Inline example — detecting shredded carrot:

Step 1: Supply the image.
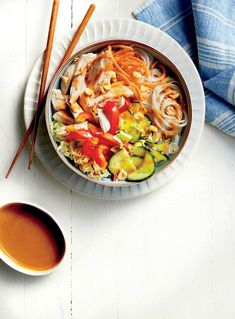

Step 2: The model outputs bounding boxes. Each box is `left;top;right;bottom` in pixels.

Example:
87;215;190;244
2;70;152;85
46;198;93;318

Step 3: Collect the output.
108;46;148;111
113;49;148;77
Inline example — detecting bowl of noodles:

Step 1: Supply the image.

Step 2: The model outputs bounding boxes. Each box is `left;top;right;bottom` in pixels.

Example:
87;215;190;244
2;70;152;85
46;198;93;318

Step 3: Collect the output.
45;40;192;186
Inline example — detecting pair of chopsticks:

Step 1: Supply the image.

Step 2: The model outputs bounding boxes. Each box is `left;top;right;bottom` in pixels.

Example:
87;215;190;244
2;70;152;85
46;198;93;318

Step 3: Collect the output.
5;1;96;178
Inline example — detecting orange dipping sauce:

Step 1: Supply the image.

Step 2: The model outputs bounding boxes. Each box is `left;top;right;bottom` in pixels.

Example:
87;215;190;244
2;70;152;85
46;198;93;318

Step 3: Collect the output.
0;203;65;271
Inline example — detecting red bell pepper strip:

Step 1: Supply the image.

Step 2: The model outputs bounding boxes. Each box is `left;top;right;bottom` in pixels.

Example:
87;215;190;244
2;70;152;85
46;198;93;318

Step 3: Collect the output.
102;147;113;161
65;124;119;169
66;130;93;142
95;132;119;147
77;112;96;124
82;138;98;158
82;141;94;158
88;123;102;134
83;142;112;169
103;101;120;134
93;145;109;169
118;99;130;113
88;123;120;146
66;127;119;147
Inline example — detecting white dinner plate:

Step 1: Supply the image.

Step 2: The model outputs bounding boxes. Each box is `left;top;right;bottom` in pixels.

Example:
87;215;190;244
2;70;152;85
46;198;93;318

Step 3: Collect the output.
24;18;205;200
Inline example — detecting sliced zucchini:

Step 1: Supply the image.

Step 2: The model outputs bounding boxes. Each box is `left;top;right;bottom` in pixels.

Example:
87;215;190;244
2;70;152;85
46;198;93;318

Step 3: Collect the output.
152;140;170;154
130;145;145;157
130;156;143;169
133;141;143;148
116;131;132;143
139;115;150;132
108;149;136;175
119;110;142;143
151;149;168;163
127;151;155;181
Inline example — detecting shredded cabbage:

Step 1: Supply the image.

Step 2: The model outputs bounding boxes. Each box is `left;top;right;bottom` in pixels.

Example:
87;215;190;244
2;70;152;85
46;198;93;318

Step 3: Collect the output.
50;121;66;142
57;141;74;160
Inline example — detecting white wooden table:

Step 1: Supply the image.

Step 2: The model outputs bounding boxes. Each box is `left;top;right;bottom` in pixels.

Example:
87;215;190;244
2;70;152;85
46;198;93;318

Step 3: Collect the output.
1;1;235;318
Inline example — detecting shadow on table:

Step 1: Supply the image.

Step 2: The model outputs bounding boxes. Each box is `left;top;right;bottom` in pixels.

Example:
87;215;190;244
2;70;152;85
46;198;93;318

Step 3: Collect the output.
0;258;46;319
0;258;45;283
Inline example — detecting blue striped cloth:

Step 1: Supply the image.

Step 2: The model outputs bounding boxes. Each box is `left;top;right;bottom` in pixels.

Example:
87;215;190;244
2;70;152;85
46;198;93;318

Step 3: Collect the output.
133;0;235;137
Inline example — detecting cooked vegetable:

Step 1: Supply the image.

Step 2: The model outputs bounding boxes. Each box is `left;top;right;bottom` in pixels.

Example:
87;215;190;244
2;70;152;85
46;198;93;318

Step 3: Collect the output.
130;156;143;168
66;130;93;142
108;149;136;175
77;112;96;124
151;149;168;163
116;131;132;143
139;116;150;132
50;44;187;182
127;151;155;181
103;101;120;134
152;140;170;154
93;145;109;169
118;99;130;113
130;145;145;157
119;110;142;143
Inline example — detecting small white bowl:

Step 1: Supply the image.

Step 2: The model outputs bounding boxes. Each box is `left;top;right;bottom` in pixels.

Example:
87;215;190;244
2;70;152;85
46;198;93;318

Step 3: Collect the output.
0;201;66;276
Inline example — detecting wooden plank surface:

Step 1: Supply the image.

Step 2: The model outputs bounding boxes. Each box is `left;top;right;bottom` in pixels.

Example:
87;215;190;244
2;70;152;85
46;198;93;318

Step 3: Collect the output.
0;0;235;318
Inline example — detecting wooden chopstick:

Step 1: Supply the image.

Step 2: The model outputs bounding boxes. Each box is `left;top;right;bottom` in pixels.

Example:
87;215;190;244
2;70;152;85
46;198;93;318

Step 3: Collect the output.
5;4;96;178
27;0;60;169
5;0;60;178
28;3;96;169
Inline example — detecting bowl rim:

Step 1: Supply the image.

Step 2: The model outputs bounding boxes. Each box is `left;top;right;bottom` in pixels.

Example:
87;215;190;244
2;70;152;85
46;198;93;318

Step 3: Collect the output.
0;201;66;276
45;39;192;187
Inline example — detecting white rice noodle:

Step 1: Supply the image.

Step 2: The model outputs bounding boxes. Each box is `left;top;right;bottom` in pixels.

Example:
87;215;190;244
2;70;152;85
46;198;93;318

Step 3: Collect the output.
151;85;166;110
151;82;187;135
136;48;152;69
147;68;162;82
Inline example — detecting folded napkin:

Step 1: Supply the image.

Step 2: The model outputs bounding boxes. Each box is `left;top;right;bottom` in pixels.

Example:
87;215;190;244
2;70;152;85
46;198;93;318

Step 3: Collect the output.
133;0;235;137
